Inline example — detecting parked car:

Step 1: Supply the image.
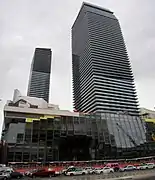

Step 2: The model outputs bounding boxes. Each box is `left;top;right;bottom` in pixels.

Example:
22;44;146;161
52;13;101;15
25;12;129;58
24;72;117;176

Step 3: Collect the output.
0;168;13;173
145;163;155;169
95;167;114;174
29;168;55;178
0;170;12;179
0;175;8;180
0;165;6;168
0;171;10;180
137;163;155;170
137;163;148;170
25;169;37;176
120;165;136;172
106;163;120;172
65;167;88;176
0;169;22;179
51;167;64;176
62;166;75;174
0;177;7;180
84;167;95;174
10;172;23;179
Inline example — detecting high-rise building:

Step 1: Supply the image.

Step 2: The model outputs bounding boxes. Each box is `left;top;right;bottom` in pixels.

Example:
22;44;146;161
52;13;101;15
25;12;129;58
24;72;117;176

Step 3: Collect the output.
27;48;51;102
72;2;139;115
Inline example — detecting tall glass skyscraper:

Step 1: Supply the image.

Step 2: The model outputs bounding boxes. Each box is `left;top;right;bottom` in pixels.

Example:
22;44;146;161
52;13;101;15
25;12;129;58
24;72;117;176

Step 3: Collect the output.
72;2;139;115
27;48;51;102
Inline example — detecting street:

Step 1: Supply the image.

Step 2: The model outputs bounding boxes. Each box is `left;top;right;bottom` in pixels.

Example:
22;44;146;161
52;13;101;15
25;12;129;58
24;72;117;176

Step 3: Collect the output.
22;169;155;180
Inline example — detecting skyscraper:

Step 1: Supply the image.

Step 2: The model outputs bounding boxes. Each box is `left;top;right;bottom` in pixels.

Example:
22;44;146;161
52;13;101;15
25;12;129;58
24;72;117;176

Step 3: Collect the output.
72;2;139;115
27;48;51;102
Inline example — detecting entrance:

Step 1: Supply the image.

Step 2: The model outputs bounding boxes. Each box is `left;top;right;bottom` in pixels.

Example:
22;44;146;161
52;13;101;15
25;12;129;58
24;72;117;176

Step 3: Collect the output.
59;135;92;161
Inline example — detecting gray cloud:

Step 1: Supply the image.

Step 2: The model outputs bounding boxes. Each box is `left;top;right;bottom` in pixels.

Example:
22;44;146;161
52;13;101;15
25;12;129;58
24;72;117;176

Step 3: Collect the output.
0;0;155;131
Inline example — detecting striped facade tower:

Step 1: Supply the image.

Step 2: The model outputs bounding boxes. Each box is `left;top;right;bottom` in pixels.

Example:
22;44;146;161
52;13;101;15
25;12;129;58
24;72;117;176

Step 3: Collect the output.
27;48;51;102
72;2;139;115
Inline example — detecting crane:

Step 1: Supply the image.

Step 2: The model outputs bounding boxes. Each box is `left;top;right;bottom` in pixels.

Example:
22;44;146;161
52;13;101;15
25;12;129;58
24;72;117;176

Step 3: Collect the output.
116;123;137;147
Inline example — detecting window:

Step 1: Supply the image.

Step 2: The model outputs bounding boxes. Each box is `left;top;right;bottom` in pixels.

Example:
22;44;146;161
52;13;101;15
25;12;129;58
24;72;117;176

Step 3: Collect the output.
8;152;14;162
31;151;37;161
40;120;47;130
17;133;24;143
23;152;30;162
48;119;54;128
39;130;46;141
74;117;79;124
80;117;85;124
30;104;38;108
32;130;39;143
15;152;22;161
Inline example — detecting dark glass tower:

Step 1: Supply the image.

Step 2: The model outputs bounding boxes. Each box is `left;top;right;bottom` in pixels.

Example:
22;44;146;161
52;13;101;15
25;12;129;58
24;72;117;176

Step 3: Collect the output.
72;2;139;115
27;48;51;102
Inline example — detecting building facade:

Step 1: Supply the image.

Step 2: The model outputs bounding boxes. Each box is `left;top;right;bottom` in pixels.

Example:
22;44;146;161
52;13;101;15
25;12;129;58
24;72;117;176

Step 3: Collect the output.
72;2;139;115
0;140;8;164
140;108;155;146
27;48;51;102
1;95;151;162
140;108;155;119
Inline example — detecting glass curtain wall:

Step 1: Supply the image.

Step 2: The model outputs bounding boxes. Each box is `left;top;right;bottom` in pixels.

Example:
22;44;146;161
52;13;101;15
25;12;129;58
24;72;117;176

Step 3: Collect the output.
6;113;151;162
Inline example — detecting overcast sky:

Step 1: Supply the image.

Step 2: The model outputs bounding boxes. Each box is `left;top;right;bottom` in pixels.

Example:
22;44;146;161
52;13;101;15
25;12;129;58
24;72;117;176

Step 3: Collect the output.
0;0;155;130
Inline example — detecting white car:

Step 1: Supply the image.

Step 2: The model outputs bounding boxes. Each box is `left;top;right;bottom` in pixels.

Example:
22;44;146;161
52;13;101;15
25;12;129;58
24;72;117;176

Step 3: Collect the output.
146;163;155;169
62;166;75;174
137;163;155;170
25;169;37;176
0;173;9;180
0;167;13;172
84;167;95;174
120;165;136;172
95;167;114;174
0;170;11;179
65;167;88;176
137;164;148;170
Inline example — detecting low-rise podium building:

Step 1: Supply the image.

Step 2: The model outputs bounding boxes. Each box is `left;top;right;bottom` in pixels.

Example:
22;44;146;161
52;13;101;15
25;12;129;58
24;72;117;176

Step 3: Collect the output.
1;91;151;162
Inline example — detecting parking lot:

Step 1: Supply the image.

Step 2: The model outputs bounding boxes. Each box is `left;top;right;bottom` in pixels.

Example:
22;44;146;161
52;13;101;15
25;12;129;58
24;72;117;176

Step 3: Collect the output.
22;169;155;180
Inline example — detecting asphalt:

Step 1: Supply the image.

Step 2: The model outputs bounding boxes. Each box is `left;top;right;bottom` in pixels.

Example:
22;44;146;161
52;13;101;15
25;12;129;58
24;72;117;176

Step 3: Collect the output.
23;169;155;180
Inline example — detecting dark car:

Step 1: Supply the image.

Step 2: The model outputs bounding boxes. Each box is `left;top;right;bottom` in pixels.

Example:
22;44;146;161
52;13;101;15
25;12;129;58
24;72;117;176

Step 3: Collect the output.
10;172;23;179
30;168;55;178
0;176;8;180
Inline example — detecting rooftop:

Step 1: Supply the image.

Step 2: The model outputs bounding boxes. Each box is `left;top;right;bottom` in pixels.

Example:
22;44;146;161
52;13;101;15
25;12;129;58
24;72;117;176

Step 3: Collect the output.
140;108;155;115
5;89;79;117
72;2;113;29
4;105;79;117
35;48;51;51
82;2;113;14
